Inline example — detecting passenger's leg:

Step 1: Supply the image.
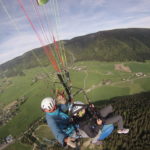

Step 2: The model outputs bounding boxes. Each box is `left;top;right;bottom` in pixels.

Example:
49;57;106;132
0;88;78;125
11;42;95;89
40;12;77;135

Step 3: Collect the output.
104;115;129;134
104;115;123;130
71;129;89;139
91;130;102;144
99;105;114;118
78;129;89;138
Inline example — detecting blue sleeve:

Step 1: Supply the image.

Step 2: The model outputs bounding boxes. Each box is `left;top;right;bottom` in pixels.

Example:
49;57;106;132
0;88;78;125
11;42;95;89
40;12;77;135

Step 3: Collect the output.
59;104;70;112
46;115;67;145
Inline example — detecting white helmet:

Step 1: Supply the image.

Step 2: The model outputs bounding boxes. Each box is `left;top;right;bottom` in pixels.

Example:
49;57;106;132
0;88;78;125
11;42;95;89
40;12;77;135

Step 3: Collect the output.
41;97;56;111
69;101;85;116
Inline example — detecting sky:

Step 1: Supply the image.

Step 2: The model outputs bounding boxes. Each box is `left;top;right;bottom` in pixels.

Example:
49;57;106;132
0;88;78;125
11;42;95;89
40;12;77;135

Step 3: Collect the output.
0;0;150;65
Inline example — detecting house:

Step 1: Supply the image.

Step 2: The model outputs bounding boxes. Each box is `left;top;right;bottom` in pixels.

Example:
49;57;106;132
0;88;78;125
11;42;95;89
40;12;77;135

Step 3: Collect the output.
5;135;13;143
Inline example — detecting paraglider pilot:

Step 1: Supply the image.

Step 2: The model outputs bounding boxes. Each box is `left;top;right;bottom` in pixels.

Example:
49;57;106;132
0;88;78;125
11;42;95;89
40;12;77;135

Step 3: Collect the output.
41;97;88;148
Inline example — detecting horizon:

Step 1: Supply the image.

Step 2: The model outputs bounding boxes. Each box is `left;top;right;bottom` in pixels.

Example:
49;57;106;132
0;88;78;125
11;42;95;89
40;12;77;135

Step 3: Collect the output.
0;0;150;64
0;27;150;66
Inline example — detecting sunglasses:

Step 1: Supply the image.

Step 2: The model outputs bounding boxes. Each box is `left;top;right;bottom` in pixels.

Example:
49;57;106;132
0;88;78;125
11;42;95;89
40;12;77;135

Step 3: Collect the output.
77;110;85;117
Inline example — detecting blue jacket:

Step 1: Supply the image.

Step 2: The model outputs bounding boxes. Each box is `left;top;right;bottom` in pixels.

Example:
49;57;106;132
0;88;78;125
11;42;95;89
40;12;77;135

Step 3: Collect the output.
46;104;75;145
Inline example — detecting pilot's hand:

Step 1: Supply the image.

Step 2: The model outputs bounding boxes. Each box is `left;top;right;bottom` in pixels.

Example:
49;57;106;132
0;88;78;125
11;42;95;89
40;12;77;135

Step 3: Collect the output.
64;137;76;148
97;119;103;125
89;103;95;108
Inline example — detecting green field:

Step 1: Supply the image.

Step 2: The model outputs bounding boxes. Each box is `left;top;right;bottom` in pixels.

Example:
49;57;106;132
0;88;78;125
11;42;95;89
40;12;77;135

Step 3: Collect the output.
3;142;32;150
0;61;150;148
34;125;55;141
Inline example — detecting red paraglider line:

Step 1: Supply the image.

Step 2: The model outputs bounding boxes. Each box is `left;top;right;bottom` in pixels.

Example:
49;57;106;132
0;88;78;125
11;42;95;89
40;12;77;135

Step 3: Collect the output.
17;0;61;73
31;0;62;69
33;1;63;68
52;35;64;67
31;0;50;43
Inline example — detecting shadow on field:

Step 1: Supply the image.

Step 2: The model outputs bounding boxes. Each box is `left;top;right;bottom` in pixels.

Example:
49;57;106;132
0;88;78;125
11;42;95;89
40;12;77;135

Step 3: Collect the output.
92;91;150;150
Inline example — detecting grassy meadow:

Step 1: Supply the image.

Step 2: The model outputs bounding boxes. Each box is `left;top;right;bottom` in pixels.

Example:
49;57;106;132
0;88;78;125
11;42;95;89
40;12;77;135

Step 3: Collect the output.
3;142;32;150
0;61;150;149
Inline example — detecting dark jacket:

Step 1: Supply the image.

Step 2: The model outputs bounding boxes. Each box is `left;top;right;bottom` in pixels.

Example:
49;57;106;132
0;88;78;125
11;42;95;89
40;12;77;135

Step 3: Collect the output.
73;108;102;138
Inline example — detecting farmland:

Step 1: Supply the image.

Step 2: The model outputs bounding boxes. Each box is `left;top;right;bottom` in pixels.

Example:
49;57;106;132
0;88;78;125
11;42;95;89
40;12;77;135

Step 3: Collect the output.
0;61;150;149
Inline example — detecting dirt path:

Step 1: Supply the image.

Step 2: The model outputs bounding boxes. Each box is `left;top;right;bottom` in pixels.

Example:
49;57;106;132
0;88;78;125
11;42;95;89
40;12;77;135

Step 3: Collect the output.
85;82;103;93
85;75;150;93
0;141;15;150
3;101;17;111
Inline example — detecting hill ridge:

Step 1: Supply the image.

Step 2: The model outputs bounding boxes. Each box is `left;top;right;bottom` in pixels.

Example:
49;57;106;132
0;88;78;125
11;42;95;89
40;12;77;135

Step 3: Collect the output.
1;28;150;77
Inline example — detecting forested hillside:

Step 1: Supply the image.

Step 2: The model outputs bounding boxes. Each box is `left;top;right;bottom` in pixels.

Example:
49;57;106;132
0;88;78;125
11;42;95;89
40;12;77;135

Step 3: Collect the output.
66;28;150;62
1;28;150;77
95;92;150;150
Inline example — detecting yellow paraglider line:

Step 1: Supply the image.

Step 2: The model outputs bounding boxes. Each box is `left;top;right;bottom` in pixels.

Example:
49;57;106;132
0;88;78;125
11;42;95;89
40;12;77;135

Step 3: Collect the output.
31;0;57;70
38;1;63;71
54;0;68;67
49;0;68;67
31;0;66;72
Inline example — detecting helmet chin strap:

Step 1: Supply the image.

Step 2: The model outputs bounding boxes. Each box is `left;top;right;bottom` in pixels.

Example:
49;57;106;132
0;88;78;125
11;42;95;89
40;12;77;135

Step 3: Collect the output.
48;105;57;112
42;105;57;113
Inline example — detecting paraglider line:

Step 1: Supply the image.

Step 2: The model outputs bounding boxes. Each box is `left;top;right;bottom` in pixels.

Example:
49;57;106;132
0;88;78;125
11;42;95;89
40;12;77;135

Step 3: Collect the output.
17;0;61;73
